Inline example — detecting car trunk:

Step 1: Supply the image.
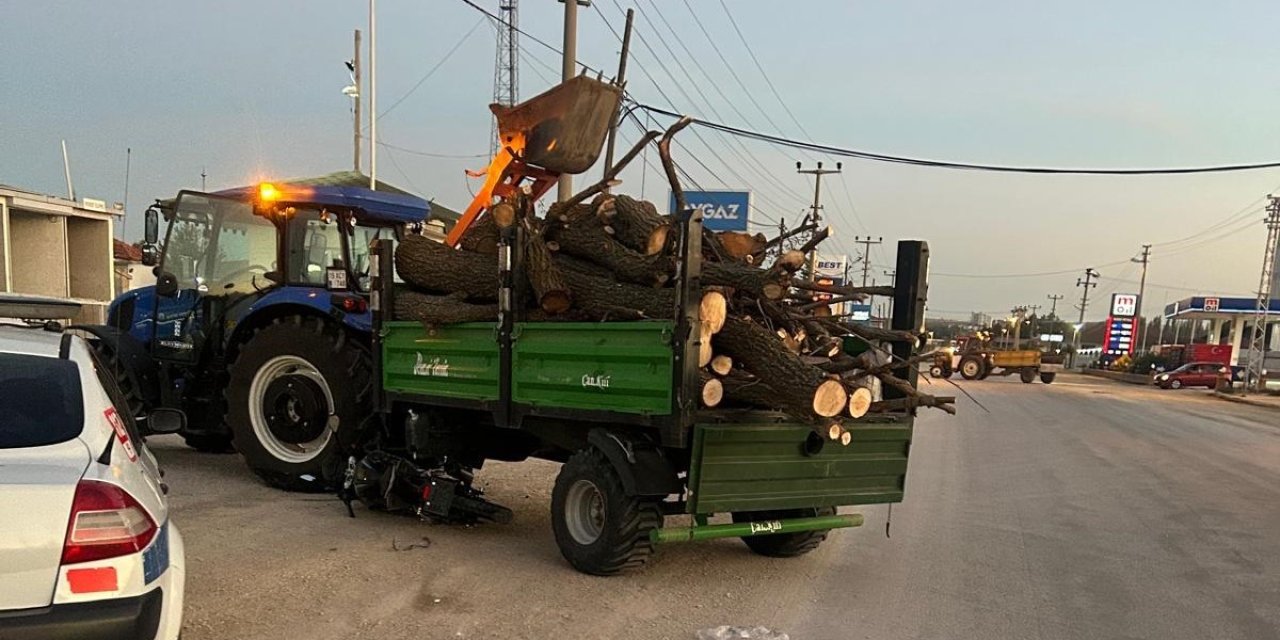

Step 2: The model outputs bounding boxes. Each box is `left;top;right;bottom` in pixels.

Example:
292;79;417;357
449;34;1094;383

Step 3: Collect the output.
0;439;90;610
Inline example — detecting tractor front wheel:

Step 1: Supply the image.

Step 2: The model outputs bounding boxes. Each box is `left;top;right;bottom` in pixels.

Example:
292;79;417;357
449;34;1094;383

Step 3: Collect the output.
226;316;370;492
1020;369;1036;384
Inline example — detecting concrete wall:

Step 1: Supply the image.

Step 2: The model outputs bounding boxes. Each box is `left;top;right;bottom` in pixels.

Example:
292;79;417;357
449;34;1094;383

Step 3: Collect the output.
66;216;113;300
0;201;8;291
8;210;68;298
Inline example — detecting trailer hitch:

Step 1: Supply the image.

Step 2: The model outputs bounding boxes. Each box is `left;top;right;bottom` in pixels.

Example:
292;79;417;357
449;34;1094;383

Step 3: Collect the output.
340;451;513;525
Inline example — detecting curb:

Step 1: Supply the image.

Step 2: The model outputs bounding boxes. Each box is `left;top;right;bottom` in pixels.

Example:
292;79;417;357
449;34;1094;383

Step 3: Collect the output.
1079;369;1154;386
1213;391;1280;411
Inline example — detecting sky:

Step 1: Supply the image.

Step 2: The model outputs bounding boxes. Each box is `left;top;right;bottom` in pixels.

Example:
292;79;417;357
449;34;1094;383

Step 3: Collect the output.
5;0;1280;320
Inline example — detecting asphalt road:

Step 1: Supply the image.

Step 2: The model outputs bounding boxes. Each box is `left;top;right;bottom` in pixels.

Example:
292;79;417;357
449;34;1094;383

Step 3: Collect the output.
153;373;1280;640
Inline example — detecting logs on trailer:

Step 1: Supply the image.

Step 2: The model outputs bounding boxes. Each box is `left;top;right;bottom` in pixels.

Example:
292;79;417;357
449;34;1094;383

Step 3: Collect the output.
392;183;949;426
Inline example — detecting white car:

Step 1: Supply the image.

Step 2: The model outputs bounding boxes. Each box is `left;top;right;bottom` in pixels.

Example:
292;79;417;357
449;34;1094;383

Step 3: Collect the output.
0;324;186;639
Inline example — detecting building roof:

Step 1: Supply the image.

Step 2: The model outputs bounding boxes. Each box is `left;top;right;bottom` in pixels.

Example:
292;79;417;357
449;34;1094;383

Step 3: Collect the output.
113;238;142;262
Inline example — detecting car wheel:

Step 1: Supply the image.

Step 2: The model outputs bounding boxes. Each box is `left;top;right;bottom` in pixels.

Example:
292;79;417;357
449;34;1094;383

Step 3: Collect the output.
1170;379;1183;389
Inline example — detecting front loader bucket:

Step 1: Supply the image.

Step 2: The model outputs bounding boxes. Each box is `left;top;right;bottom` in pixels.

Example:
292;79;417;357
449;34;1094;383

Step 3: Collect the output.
491;75;623;175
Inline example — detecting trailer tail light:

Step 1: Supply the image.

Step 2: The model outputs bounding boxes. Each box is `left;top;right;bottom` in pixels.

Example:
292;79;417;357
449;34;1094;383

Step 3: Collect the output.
61;480;158;565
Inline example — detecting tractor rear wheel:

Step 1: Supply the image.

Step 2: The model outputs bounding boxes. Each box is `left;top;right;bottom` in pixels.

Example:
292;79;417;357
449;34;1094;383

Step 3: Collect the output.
959;356;985;380
1020;369;1036;384
732;507;837;558
226;316;371;492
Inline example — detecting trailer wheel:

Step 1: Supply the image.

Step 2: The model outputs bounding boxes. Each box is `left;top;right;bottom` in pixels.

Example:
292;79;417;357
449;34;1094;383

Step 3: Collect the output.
1020;369;1036;384
732;507;837;558
226;316;370;492
959;356;985;380
1040;372;1057;384
551;448;662;576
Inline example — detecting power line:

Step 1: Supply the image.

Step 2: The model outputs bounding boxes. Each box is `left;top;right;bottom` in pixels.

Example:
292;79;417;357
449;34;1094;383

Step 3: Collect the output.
634;104;1280;175
376;140;488;159
376;16;487;123
715;0;816;153
456;0;602;75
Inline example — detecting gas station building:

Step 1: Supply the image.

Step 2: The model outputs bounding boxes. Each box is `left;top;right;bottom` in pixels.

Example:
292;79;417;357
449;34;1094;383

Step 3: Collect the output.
1162;296;1280;365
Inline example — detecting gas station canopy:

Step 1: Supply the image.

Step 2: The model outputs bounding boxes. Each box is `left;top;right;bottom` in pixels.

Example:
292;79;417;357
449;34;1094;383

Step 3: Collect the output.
1163;296;1280;321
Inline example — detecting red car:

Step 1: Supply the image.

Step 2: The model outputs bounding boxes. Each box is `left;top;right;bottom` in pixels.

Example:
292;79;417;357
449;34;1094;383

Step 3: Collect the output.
1154;362;1224;389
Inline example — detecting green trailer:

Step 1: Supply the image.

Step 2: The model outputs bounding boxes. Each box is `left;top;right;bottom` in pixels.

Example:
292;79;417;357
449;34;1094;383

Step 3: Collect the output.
363;222;930;575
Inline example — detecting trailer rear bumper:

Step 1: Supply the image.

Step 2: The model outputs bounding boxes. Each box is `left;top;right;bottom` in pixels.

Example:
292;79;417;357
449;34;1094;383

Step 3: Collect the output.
650;513;863;544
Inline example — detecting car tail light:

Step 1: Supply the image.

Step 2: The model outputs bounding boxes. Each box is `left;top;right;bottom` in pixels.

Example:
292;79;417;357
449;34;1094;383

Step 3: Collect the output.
61;480;158;565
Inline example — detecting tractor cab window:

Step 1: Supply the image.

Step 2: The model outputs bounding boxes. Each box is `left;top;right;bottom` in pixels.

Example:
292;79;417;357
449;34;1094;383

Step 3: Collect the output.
350;224;396;290
287;209;347;287
162;193;278;293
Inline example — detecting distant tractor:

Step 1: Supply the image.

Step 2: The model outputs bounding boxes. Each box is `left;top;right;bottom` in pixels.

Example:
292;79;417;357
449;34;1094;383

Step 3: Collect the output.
930;333;1063;384
73;183;431;491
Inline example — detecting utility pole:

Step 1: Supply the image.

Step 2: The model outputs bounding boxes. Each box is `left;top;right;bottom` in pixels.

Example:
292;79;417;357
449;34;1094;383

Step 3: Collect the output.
368;0;378;189
1072;268;1099;367
1244;196;1280;393
558;0;588;201
796;161;842;281
491;1;519;156
352;29;362;173
853;235;883;286
601;8;633;175
1132;244;1151;352
1047;294;1064;320
1028;303;1041;340
200;168;207;191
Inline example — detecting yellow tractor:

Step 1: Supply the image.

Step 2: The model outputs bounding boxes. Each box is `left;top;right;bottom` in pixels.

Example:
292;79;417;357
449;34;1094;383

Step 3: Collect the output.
930;333;1062;384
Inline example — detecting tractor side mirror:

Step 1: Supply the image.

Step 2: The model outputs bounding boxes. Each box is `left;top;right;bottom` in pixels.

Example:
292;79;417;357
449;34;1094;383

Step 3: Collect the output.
155;272;180;297
141;208;160;266
144;408;186;435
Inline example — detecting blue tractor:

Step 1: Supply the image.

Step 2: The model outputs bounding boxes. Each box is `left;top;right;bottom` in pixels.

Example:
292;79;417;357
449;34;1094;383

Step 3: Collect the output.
77;181;430;491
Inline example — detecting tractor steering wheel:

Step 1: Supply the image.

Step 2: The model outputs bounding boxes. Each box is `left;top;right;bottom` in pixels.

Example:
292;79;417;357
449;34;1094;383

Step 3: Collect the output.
220;264;271;288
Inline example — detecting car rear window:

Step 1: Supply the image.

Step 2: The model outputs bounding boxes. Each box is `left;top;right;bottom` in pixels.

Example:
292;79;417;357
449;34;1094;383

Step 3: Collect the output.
0;353;84;448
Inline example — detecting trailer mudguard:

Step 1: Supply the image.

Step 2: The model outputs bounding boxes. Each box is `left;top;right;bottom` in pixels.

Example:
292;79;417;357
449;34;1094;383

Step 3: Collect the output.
587;429;681;498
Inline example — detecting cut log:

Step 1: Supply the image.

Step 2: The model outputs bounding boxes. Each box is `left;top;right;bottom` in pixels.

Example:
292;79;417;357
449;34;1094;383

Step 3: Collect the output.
713;316;848;419
698;322;714;368
702;261;790;300
393;290;498;324
827;423;844;441
609;195;668;254
395;235;500;300
774;249;807;273
559;266;675;319
840;431;853;446
646;224;672;256
699;371;724;408
546;211;674;287
720;370;780;409
490;202;517;228
521;218;572;314
846;383;873;419
709;354;733;376
717;231;767;261
700;290;728;334
457;214;500;255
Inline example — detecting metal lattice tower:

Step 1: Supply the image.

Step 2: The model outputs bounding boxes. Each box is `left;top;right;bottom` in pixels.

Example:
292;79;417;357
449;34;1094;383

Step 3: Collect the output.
1245;196;1280;391
490;0;519;155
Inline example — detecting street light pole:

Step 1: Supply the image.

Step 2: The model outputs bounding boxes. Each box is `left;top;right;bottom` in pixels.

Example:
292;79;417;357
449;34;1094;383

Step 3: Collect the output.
557;0;584;201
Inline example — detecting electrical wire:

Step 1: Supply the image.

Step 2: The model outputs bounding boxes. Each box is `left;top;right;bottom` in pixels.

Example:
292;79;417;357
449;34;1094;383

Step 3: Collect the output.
635;104;1280;175
633;0;812;205
375;16;487;123
376;140;488;159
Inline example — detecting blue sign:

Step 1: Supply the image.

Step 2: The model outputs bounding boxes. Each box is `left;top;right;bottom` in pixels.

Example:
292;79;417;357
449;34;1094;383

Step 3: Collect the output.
670;190;751;231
